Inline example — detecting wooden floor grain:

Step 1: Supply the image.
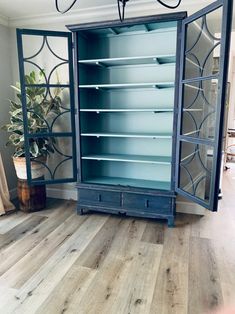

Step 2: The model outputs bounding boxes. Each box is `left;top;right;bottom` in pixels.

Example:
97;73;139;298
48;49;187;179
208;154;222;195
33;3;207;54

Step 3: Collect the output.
0;167;235;314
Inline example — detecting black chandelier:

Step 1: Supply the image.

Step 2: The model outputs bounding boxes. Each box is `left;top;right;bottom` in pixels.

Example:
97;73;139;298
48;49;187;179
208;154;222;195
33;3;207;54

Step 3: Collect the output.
55;0;182;21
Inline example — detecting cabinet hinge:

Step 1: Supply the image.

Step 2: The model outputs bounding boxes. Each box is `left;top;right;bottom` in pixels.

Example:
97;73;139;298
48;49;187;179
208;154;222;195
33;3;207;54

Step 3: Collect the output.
72;42;75;49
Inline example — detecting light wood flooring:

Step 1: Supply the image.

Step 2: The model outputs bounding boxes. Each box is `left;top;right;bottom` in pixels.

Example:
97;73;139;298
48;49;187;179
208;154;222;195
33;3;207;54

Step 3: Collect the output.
0;167;235;314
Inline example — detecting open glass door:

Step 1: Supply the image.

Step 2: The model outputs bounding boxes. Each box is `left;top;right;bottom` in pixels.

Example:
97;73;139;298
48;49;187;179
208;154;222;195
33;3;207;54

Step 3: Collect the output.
175;0;233;210
17;29;77;185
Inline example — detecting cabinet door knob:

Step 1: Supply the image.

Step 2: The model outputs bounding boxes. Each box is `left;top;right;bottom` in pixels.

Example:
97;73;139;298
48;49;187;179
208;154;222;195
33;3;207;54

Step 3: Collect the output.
145;199;149;208
98;194;102;202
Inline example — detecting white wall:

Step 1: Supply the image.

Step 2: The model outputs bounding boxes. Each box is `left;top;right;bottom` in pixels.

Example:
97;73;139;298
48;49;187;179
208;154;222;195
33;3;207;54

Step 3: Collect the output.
0;24;17;193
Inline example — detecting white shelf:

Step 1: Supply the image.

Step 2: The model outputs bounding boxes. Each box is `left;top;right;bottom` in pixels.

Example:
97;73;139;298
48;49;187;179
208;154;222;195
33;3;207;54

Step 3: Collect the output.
81;132;172;139
79;54;176;67
83;176;171;190
82;154;172;164
80;108;201;113
80;108;174;113
79;82;174;90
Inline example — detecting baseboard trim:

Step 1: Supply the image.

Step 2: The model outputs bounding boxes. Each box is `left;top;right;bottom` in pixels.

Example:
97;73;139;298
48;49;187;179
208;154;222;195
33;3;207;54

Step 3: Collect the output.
176;201;206;215
47;187;77;201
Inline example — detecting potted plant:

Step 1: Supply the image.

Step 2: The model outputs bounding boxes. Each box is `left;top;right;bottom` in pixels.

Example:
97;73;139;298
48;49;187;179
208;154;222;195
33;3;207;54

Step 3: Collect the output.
2;70;62;211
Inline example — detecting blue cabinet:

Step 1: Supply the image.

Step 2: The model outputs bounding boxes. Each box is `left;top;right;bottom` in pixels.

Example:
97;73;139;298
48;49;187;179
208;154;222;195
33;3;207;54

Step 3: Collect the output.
16;0;232;226
72;15;180;227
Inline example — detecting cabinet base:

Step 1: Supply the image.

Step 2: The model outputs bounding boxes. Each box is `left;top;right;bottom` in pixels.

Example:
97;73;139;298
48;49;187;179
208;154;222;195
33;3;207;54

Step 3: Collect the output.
77;204;174;226
77;187;175;227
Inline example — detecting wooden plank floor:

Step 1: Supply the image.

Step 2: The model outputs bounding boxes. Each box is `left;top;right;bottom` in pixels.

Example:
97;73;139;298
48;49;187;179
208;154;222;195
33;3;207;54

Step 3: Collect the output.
0;167;235;314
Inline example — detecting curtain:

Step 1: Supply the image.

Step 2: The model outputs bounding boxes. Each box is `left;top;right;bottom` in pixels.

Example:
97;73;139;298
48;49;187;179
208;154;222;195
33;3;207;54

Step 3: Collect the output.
0;154;15;216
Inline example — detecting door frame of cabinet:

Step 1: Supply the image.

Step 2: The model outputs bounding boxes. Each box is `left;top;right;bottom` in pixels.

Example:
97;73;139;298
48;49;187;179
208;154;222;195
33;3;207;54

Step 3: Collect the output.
175;0;233;211
16;29;77;185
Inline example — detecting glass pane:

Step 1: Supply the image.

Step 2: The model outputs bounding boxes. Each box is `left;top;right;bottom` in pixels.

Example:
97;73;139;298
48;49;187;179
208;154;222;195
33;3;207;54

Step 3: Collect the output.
184;7;223;79
179;141;213;203
22;35;70;85
23;87;72;134
176;1;231;211
17;30;76;185
181;79;218;140
30;137;74;181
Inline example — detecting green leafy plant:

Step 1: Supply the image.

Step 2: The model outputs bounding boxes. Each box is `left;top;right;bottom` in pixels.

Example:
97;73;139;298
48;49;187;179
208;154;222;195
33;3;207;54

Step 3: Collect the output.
2;71;62;158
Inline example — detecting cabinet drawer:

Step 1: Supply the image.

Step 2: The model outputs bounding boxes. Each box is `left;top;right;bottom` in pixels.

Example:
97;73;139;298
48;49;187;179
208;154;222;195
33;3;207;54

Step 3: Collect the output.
79;189;121;207
123;193;172;214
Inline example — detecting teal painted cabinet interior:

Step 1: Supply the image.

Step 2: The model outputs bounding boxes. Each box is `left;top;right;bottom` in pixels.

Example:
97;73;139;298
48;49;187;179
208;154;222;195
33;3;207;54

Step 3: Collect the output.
78;21;177;189
71;17;180;227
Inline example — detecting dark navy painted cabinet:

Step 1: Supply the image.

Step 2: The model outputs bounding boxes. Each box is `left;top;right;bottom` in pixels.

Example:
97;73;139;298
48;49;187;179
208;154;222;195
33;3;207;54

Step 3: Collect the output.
17;0;233;226
78;187;174;224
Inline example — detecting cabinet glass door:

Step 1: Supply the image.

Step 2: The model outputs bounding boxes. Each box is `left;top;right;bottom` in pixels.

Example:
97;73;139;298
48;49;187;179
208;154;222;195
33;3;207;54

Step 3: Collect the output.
175;0;232;210
17;29;77;185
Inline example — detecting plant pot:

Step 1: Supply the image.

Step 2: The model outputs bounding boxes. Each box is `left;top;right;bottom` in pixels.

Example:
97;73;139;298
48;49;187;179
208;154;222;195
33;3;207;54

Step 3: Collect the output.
13;156;47;212
12;156;46;180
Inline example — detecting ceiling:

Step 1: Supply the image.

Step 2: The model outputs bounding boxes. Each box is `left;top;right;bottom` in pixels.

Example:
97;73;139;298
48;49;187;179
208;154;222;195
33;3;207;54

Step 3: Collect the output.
0;0;234;29
0;0;214;19
0;0;115;18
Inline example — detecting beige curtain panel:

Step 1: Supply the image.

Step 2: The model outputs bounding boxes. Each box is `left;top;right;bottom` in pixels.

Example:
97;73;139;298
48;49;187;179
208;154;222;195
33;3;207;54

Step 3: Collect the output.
0;153;15;215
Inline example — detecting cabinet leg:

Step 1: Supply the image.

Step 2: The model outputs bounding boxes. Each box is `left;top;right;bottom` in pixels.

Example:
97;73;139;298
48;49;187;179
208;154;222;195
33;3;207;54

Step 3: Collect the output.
77;206;84;216
167;217;174;228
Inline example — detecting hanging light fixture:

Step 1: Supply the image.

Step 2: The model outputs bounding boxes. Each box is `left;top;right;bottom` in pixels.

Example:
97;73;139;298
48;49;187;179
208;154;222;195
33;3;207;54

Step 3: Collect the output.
117;0;182;21
55;0;78;13
117;0;129;22
55;0;182;21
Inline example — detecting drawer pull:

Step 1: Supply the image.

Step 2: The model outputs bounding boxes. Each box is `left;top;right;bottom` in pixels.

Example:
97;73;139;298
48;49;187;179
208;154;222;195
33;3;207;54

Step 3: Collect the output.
145;199;149;208
98;194;102;202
